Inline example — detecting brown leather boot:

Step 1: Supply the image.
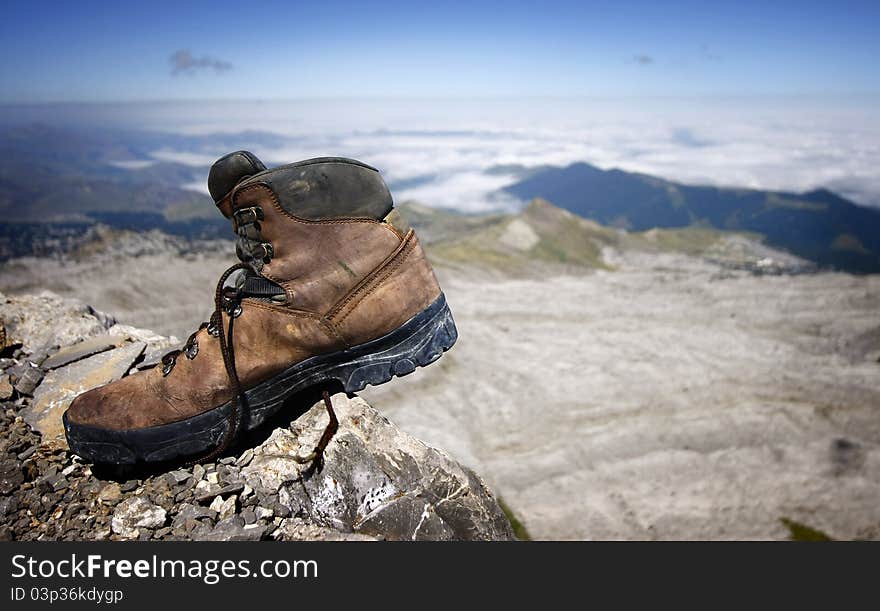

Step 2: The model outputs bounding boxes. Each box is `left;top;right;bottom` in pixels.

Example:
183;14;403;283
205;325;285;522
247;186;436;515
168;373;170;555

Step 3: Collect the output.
63;153;457;464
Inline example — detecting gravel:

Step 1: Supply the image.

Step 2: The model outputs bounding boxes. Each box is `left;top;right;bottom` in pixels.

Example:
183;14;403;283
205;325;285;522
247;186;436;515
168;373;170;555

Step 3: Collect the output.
0;400;326;541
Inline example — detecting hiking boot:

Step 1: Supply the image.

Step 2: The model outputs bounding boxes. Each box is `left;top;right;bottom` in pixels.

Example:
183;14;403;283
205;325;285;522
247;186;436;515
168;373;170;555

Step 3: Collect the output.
63;153;457;464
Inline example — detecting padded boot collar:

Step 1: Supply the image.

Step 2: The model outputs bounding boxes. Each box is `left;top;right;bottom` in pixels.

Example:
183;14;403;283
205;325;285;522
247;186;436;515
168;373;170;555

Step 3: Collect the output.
235;156;393;221
209;150;267;218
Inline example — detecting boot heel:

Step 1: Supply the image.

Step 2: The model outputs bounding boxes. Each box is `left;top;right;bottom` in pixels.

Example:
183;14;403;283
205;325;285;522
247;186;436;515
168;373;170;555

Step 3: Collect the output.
337;296;458;393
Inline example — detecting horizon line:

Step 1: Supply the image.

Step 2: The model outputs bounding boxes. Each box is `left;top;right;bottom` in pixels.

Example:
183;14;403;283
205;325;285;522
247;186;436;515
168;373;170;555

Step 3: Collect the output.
2;92;880;106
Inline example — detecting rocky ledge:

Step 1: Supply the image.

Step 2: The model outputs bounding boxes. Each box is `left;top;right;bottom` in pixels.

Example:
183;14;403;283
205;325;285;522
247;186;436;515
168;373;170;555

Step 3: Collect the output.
0;291;514;541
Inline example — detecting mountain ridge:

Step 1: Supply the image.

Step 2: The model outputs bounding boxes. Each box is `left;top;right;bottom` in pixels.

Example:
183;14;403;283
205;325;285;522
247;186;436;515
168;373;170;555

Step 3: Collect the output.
397;198;808;276
1;124;877;272
503;161;880;272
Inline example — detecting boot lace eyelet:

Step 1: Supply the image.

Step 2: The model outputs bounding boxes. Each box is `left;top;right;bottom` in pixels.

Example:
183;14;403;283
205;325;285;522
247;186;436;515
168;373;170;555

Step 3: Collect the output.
161;355;176;376
232;206;264;231
260;242;274;263
184;340;199;360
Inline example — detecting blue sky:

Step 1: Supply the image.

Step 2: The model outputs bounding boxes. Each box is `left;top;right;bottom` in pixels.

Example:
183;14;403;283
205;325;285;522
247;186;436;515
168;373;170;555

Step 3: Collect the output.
1;0;878;102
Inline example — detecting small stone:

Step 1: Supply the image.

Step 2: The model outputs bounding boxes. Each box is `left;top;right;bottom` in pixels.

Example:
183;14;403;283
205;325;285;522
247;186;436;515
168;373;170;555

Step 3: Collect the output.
11;363;43;396
197;516;265;542
209;495;237;520
155;527;173;539
235;449;254;467
241;507;257;525
171;503;217;531
0;375;13;400
97;483;123;505
206;472;219;485
168;469;191;484
111;497;166;539
135;351;163;371
242;495;259;508
194;483;243;504
107;325;176;356
0;525;14;541
16;446;36;461
218;456;236;465
0;496;18;516
192;464;206;481
92;528;111;540
216;464;240;485
47;473;68;491
28;346;52;367
64;501;84;516
255;506;274;521
119;480;139;493
0;459;25;495
41;336;124;370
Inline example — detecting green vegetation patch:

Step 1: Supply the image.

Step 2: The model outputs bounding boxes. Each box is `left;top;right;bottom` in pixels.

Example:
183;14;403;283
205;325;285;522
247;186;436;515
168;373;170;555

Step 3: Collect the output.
498;497;532;541
780;517;834;541
636;226;725;255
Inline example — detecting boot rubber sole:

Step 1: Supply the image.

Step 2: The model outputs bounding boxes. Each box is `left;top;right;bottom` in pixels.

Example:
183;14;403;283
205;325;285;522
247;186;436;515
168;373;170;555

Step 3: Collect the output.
63;293;457;465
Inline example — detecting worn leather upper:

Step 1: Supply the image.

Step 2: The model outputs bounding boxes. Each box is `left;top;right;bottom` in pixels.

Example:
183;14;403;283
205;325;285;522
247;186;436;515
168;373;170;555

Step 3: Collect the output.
66;303;342;430
66;153;441;431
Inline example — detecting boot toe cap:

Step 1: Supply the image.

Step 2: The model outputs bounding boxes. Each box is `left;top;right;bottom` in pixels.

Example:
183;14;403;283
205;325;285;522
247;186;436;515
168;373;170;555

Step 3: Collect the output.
65;386;113;429
65;374;150;431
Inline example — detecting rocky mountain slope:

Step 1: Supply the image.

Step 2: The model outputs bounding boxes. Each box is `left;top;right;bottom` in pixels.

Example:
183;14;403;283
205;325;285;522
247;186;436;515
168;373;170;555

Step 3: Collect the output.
505;162;880;273
401;198;812;276
0;200;811;341
0;200;877;540
0;291;514;541
364;250;880;540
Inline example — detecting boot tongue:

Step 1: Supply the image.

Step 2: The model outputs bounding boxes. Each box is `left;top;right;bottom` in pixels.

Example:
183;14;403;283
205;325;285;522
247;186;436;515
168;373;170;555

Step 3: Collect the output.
208;150;266;206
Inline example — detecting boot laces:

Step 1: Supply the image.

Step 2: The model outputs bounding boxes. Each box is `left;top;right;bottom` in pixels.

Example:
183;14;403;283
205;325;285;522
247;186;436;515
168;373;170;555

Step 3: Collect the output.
159;262;338;470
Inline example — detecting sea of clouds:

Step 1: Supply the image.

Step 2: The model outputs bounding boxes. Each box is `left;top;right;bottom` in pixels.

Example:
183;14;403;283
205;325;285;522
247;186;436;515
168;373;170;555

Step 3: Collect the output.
35;97;880;211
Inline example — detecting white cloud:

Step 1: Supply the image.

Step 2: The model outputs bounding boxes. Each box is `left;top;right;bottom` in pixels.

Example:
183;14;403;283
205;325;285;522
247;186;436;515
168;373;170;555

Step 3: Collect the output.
107;159;157;170
146;97;880;211
393;170;523;213
149;148;218;166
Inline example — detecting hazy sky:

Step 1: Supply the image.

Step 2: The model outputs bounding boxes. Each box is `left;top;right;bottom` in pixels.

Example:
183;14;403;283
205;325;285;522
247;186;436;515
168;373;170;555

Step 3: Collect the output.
2;1;878;102
2;2;878;209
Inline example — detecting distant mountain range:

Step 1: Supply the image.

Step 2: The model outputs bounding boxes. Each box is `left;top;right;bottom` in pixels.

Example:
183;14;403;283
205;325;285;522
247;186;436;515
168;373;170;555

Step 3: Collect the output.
1;124;879;273
0;125;282;258
503;162;880;273
0;124;284;223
